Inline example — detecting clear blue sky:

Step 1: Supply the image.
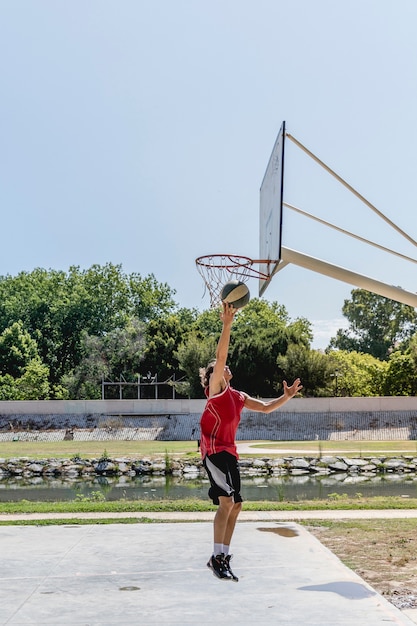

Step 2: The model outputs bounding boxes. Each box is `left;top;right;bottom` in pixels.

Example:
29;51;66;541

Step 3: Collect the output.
1;1;417;349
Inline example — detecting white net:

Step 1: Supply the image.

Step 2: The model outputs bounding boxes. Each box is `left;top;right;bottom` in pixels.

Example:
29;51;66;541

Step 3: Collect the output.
196;254;262;308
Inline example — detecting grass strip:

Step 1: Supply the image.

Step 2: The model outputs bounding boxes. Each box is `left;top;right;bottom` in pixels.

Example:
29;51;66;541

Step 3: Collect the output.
2;439;417;459
1;495;417;516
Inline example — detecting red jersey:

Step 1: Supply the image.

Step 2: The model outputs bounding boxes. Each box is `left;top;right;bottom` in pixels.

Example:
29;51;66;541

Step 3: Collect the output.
199;385;246;459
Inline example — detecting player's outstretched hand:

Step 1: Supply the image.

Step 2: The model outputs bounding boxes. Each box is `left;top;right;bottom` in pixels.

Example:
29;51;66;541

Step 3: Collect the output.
283;378;303;398
220;301;237;324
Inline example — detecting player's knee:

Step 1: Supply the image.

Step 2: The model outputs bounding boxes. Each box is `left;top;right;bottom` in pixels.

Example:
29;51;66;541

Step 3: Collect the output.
218;495;234;512
233;501;242;514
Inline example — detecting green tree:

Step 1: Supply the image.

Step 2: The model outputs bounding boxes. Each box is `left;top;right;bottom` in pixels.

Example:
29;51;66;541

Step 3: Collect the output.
0;322;52;399
0;264;177;390
16;358;51;400
277;344;332;397
193;307;223;338
140;310;198;383
175;307;227;398
62;318;147;399
382;350;417;396
175;332;218;398
326;350;388;397
329;289;417;359
0;374;20;400
0;321;39;377
229;300;311;396
408;332;417;365
176;299;312;398
128;273;177;321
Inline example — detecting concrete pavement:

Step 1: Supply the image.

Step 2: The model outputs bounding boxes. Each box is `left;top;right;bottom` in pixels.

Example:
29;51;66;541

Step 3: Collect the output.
0;520;416;625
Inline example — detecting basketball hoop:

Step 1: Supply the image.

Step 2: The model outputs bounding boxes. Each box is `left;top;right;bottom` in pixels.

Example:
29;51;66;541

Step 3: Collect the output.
195;254;274;308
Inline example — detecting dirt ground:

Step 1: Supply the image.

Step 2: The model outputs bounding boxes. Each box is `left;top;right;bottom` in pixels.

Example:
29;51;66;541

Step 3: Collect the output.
307;519;417;610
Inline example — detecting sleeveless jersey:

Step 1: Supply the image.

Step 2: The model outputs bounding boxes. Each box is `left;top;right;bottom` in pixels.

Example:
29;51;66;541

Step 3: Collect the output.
199;385;246;459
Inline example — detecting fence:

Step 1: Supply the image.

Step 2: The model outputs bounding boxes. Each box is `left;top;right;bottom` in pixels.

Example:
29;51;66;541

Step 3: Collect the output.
101;374;188;400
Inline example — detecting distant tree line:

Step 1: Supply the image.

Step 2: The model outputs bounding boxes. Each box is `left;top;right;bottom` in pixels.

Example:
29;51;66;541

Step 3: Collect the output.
0;263;416;400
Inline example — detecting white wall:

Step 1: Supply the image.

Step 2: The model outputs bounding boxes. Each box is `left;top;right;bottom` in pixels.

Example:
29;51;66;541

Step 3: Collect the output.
0;396;416;415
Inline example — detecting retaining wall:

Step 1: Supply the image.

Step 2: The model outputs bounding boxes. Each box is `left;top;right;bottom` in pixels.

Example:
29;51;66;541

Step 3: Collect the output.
0;397;416;442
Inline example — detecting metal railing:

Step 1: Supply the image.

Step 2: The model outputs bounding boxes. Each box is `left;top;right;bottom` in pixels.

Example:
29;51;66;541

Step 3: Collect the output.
101;373;187;400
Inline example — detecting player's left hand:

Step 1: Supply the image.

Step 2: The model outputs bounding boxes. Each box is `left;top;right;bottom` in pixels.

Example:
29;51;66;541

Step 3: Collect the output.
283;378;303;398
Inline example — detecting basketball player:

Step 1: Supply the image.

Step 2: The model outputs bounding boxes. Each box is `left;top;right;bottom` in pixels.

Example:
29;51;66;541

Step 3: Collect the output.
199;301;302;581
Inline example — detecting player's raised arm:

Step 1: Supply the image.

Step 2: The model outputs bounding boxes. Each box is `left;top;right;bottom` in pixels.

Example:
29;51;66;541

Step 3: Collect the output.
209;302;236;395
243;378;302;413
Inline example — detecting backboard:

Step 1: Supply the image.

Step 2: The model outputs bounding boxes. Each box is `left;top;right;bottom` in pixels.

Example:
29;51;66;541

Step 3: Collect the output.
258;125;417;309
196;122;417;311
259;121;286;296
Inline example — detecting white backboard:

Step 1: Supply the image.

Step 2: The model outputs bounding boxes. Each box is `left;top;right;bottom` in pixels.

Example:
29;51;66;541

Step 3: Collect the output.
259;121;286;296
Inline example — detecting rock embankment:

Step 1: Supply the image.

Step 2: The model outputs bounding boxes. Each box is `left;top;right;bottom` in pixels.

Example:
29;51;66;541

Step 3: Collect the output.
1;455;417;479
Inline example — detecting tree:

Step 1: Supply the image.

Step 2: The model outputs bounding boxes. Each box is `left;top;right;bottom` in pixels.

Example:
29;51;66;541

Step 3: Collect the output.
0;264;178;390
408;333;417;365
62;318;147;399
175;333;218;398
329;289;417;359
0;374;20;400
0;322;52;400
176;299;312;398
15;358;51;400
128;273;177;321
140;310;198;382
277;345;332;397
326;350;388;397
0;321;39;377
380;332;417;396
382;351;417;396
228;300;311;396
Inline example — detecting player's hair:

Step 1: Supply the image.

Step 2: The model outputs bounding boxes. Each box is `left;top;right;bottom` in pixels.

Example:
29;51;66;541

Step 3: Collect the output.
199;361;216;388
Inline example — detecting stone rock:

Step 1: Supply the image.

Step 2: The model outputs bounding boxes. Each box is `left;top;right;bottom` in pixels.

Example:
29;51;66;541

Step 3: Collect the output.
320;456;338;464
341;458;370;467
267;458;287;467
384;459;406;469
151;462;166;472
27;463;44;474
361;464;377;472
289;458;310;469
329;461;349;472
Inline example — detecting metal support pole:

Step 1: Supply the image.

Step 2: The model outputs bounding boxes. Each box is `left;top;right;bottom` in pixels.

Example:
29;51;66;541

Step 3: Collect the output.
286;133;417;248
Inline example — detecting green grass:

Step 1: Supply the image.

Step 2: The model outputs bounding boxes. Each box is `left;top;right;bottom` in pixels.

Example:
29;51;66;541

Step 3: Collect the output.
0;495;416;517
247;440;417;455
0;440;201;460
1;439;417;460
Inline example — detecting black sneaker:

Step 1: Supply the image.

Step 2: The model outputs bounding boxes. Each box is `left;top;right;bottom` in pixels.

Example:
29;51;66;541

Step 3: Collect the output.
207;553;232;580
224;554;239;582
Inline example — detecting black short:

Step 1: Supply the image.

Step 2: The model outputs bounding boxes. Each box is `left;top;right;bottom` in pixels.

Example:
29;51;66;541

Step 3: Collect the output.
203;451;243;505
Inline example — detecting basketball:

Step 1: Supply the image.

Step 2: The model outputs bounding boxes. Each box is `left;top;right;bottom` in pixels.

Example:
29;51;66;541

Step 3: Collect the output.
220;280;250;309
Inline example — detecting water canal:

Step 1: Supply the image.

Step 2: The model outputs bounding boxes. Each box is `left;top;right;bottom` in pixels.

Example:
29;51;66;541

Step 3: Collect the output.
1;473;417;503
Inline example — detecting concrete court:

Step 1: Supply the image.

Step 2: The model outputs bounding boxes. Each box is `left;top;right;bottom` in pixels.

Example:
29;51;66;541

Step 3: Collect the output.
0;521;415;626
